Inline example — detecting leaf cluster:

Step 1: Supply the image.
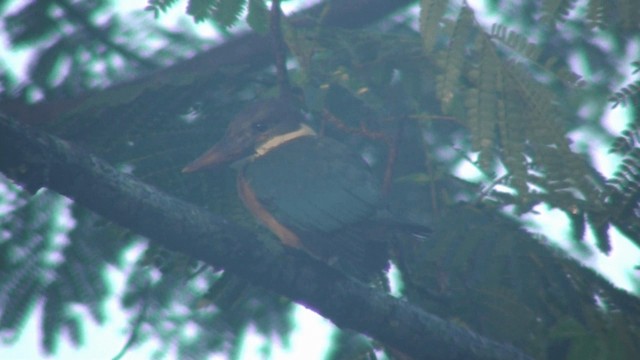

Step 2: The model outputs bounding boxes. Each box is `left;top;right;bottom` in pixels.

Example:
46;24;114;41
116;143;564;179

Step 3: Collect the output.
0;190;119;353
147;0;269;33
1;0;640;359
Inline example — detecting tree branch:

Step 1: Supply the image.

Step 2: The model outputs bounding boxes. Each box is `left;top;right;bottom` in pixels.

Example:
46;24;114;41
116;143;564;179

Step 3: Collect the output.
0;115;531;360
54;0;159;69
4;0;418;125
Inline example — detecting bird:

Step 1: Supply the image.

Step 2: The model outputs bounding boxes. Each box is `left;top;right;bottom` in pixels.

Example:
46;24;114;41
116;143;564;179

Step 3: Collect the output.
183;98;401;280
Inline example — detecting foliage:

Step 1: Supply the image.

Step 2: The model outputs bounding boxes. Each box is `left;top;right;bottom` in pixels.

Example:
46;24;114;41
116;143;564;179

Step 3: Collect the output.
147;0;269;33
1;0;640;359
0;190;116;353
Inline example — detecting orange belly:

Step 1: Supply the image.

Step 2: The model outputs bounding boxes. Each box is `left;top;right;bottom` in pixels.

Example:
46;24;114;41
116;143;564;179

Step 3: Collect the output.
236;175;302;248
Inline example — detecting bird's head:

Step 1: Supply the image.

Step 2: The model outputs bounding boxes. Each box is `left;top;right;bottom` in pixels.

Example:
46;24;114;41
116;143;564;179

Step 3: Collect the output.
182;99;316;173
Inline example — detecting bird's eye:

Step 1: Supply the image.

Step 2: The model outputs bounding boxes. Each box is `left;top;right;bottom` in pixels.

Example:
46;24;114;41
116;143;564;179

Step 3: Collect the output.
252;122;267;132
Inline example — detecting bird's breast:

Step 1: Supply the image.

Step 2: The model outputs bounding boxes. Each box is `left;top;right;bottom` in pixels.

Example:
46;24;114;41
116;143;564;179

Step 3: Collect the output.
239;136;381;236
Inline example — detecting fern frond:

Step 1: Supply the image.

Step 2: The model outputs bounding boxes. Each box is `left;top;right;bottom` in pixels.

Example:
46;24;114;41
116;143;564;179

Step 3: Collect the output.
419;0;449;53
436;6;474;113
465;87;482;150
611;122;640;154
0;277;41;331
541;0;578;25
569;210;586;241
553;63;586;87
187;0;214;23
491;24;542;62
491;24;583;87
146;0;182;18
246;0;268;34
609;79;640;108
588;211;612;253
213;0;247;29
586;0;606;28
603;141;640;251
608;145;640;195
506;60;602;212
65;316;83;346
42;287;64;354
475;36;502;173
186;0;247;27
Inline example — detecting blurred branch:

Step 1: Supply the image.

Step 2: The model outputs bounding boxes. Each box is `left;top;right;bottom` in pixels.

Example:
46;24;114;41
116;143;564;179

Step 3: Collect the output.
0;115;531;360
53;0;159;69
4;0;418;125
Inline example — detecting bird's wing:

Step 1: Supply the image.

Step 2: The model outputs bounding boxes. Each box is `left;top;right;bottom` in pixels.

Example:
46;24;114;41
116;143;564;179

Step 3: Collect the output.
242;136;381;234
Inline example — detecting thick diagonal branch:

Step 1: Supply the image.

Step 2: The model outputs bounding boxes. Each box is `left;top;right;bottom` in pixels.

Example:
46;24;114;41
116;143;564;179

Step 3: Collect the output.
0;115;531;360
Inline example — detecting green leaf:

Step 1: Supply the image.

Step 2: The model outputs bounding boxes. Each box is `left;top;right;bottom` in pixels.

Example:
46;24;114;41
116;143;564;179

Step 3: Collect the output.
187;0;213;23
419;0;448;53
213;0;247;29
146;0;182;18
247;0;269;34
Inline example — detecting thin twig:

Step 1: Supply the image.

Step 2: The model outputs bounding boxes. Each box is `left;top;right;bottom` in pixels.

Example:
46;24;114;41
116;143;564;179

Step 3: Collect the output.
322;109;390;142
322;109;400;196
270;0;291;97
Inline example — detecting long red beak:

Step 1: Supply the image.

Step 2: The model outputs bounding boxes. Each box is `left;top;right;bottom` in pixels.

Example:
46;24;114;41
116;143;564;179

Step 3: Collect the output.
182;138;248;173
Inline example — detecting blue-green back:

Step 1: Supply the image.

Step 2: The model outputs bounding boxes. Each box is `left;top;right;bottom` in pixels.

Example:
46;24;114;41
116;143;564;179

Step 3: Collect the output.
242;136;381;234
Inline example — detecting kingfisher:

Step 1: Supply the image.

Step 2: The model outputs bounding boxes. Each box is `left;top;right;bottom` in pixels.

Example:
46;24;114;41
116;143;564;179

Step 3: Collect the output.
182;98;392;279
